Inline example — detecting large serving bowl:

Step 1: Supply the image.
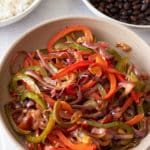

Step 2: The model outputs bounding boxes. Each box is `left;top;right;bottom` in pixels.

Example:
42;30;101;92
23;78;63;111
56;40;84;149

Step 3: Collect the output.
0;16;150;150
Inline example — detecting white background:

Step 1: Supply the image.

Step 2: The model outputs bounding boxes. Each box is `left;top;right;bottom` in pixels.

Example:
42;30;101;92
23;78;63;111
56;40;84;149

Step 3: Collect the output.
0;0;150;149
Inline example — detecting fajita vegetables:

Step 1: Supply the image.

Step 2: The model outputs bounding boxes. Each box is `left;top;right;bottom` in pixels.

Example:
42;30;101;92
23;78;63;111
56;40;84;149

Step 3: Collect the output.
5;25;150;150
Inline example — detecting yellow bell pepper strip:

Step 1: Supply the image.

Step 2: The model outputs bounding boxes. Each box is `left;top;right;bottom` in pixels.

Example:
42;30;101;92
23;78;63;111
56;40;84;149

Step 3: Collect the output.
85;120;133;134
53;101;78;128
126;113;144;126
48;25;93;51
21;66;48;77
4;104;31;135
88;63;102;77
95;53;108;68
55;130;97;150
52;60;91;80
9;73;41;95
20;91;47;109
102;73;117;100
25;114;55;143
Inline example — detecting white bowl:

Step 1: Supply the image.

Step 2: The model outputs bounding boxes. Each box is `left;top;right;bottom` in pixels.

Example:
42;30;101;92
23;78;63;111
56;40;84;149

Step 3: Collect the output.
0;16;150;150
82;0;150;28
0;0;41;27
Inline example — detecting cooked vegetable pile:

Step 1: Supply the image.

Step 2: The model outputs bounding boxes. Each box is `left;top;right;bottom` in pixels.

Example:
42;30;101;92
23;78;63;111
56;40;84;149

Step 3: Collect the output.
5;25;150;150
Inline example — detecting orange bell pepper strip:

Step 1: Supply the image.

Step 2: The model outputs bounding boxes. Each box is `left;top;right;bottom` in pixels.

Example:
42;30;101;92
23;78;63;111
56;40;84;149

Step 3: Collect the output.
48;25;93;51
43;93;55;106
96;53;108;68
43;93;74;114
44;147;71;150
126;113;144;126
121;97;133;115
102;73;117;100
55;130;96;150
52;60;91;80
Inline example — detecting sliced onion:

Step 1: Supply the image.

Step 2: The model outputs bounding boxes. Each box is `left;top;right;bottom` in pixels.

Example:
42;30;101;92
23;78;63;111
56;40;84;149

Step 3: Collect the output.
82;41;112;59
36;49;55;75
25;70;54;89
118;81;135;96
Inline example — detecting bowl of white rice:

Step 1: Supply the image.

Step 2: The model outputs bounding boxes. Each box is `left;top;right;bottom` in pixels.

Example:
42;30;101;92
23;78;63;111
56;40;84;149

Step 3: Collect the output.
0;0;41;27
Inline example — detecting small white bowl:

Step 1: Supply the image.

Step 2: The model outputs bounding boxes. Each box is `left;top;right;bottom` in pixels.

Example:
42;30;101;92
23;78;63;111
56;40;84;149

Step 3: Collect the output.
0;16;150;149
82;0;150;28
0;0;41;27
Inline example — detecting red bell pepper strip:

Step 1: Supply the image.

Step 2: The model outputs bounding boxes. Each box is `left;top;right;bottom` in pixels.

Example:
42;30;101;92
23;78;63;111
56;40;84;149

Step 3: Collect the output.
55;130;96;150
52;60;91;80
131;90;139;104
126;113;144;126
48;25;93;51
102;73;117;100
67;124;79;132
81;79;97;92
100;114;113;124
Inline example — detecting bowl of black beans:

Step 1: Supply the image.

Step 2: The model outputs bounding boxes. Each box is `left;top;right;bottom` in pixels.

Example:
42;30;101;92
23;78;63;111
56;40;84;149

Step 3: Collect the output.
82;0;150;28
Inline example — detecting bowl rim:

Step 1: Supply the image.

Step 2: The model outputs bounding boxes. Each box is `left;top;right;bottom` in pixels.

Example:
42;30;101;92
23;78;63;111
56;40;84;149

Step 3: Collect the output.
0;0;42;27
82;0;150;28
0;16;150;149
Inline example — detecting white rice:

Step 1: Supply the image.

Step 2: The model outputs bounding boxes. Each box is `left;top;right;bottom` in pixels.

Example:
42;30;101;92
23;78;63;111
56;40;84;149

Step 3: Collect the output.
0;0;34;21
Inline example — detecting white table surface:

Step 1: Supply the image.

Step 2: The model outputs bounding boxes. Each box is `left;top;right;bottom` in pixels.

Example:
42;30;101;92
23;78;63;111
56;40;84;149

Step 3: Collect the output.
0;0;150;149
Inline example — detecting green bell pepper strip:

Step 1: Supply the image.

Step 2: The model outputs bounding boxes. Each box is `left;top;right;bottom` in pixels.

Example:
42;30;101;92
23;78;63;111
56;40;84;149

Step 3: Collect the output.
54;42;94;53
20;91;47;109
53;101;78;128
4;104;31;135
21;66;48;77
85;120;133;134
68;43;94;53
25;114;55;143
116;56;129;73
127;71;145;92
9;73;41;95
137;103;144;129
107;49;121;61
97;83;106;98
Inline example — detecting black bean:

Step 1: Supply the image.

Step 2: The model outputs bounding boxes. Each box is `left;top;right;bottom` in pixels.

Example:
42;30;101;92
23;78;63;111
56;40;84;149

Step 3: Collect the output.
138;13;145;18
130;16;138;21
146;16;150;21
143;0;150;4
120;10;128;16
145;9;150;15
127;9;133;15
110;7;119;13
124;3;130;9
133;10;140;15
133;4;141;10
132;0;140;6
141;3;148;11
